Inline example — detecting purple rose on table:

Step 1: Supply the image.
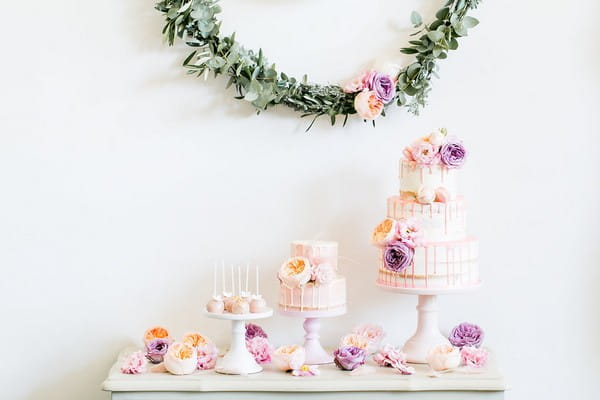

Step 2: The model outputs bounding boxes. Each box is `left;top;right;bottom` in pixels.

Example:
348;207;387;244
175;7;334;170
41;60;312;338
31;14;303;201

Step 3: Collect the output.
383;241;414;272
448;322;484;348
333;346;367;371
440;137;467;168
145;338;170;364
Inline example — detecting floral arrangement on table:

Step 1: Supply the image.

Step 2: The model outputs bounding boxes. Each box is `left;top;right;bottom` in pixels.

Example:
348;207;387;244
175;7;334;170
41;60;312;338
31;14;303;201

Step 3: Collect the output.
155;0;482;129
245;323;274;365
426;322;489;375
120;326;219;375
272;344;320;377
371;217;424;273
372;344;415;375
333;324;389;375
278;256;336;288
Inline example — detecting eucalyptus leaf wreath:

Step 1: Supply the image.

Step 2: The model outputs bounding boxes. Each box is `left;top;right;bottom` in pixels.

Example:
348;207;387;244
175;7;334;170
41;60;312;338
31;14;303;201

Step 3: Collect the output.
156;0;482;129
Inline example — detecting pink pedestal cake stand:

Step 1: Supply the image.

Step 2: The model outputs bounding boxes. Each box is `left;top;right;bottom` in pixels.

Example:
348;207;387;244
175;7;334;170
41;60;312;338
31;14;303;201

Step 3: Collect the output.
279;307;347;365
205;309;273;375
376;283;481;364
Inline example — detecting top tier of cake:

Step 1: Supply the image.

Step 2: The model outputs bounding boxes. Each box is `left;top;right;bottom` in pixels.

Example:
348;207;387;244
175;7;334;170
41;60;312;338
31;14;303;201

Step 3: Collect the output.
290;240;338;270
399;160;459;200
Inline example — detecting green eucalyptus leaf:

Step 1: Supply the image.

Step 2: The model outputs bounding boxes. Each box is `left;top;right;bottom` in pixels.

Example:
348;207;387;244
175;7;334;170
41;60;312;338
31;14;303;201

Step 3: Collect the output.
410;11;422;27
427;31;444;43
435;7;449;20
462;16;479;28
400;48;419;54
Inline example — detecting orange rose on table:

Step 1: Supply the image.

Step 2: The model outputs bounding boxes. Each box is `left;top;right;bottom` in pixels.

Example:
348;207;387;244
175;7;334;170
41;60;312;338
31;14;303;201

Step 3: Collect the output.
272;345;305;371
340;333;369;350
278;257;312;288
143;326;172;345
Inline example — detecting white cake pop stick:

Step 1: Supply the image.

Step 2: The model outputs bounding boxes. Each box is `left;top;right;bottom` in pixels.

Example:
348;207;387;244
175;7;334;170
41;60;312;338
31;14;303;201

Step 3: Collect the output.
213;261;217;297
230;264;235;296
245;263;249;294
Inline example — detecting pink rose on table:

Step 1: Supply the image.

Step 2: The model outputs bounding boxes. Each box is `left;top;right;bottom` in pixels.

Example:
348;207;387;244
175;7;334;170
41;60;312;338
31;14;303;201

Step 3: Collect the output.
312;263;336;285
246;336;273;364
121;351;146;374
272;345;305;371
196;343;218;370
426;344;461;372
354;90;383;120
460;346;489;368
245;323;268;340
440;137;467;168
396;218;423;248
373;344;415;375
333;346;367;371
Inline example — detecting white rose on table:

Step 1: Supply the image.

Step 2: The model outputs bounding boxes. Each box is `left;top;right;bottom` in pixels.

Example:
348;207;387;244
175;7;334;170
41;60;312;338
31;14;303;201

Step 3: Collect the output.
272;345;306;371
163;342;198;375
426;344;461;372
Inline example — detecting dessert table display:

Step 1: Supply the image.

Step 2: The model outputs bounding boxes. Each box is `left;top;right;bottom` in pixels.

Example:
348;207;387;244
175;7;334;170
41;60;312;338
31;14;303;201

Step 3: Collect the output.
103;348;506;400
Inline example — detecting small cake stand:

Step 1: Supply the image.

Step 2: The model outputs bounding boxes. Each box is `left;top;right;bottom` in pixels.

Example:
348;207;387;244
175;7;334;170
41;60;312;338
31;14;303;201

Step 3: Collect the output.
376;283;481;363
205;308;273;375
279;307;347;365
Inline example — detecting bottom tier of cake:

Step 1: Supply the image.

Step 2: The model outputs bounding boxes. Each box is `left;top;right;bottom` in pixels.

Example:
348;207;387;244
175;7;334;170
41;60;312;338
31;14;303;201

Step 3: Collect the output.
279;277;346;312
377;237;480;290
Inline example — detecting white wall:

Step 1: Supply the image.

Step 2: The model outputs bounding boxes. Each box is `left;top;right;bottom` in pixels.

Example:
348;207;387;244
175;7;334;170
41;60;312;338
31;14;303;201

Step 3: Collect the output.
1;1;599;399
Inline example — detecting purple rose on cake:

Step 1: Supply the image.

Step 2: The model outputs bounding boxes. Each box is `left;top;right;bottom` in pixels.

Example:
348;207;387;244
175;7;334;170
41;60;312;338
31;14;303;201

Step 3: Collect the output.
145;338;170;364
363;70;396;104
448;322;484;348
333;346;367;371
245;323;268;340
383;242;414;272
440;137;467;168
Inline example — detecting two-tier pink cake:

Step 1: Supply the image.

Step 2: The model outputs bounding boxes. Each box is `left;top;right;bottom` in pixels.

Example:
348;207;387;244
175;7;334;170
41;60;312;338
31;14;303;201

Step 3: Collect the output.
373;129;480;290
278;240;346;312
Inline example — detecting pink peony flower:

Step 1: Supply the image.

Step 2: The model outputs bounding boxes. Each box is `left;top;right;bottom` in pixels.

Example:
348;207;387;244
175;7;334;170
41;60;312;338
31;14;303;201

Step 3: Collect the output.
396;217;423;248
121;351;147;374
352;324;385;353
311;263;336;285
196;343;218;370
245;323;268;340
246;336;274;364
460;346;489;369
373;344;415;375
354;90;383;120
291;364;320;376
407;140;441;165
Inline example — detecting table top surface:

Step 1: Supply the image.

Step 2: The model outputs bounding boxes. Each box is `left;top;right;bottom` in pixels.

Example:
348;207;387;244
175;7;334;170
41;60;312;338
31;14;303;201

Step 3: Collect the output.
103;348;507;393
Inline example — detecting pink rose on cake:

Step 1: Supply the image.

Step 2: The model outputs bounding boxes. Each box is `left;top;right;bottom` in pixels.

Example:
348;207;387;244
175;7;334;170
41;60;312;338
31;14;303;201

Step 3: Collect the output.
311;263;336;285
279;257;312;288
371;218;398;247
406;140;440;165
272;345;305;371
164;342;198;375
396;217;423;248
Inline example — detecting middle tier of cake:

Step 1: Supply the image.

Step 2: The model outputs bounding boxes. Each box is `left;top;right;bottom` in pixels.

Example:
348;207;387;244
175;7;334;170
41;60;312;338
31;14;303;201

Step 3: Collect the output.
376;237;479;290
387;195;467;242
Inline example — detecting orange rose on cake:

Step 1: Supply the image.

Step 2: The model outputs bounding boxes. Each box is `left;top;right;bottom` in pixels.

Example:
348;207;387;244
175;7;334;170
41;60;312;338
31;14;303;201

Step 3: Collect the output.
278;257;312;288
164;342;198;375
371;218;397;247
143;326;172;345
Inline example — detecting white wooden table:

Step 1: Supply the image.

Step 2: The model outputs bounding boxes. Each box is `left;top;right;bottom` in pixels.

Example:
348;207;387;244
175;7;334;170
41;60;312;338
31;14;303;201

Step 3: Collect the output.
103;348;507;400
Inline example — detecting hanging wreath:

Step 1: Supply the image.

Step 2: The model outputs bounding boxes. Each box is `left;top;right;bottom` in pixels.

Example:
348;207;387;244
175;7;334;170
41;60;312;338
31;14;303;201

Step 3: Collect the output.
156;0;481;128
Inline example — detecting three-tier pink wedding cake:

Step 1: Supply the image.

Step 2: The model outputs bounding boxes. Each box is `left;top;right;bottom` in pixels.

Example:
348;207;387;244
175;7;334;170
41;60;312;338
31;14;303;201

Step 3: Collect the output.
373;129;480;290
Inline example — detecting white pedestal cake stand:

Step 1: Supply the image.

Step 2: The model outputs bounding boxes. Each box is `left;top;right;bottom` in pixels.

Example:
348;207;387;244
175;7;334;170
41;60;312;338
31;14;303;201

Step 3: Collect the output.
376;284;481;364
205;309;273;375
279;307;347;365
